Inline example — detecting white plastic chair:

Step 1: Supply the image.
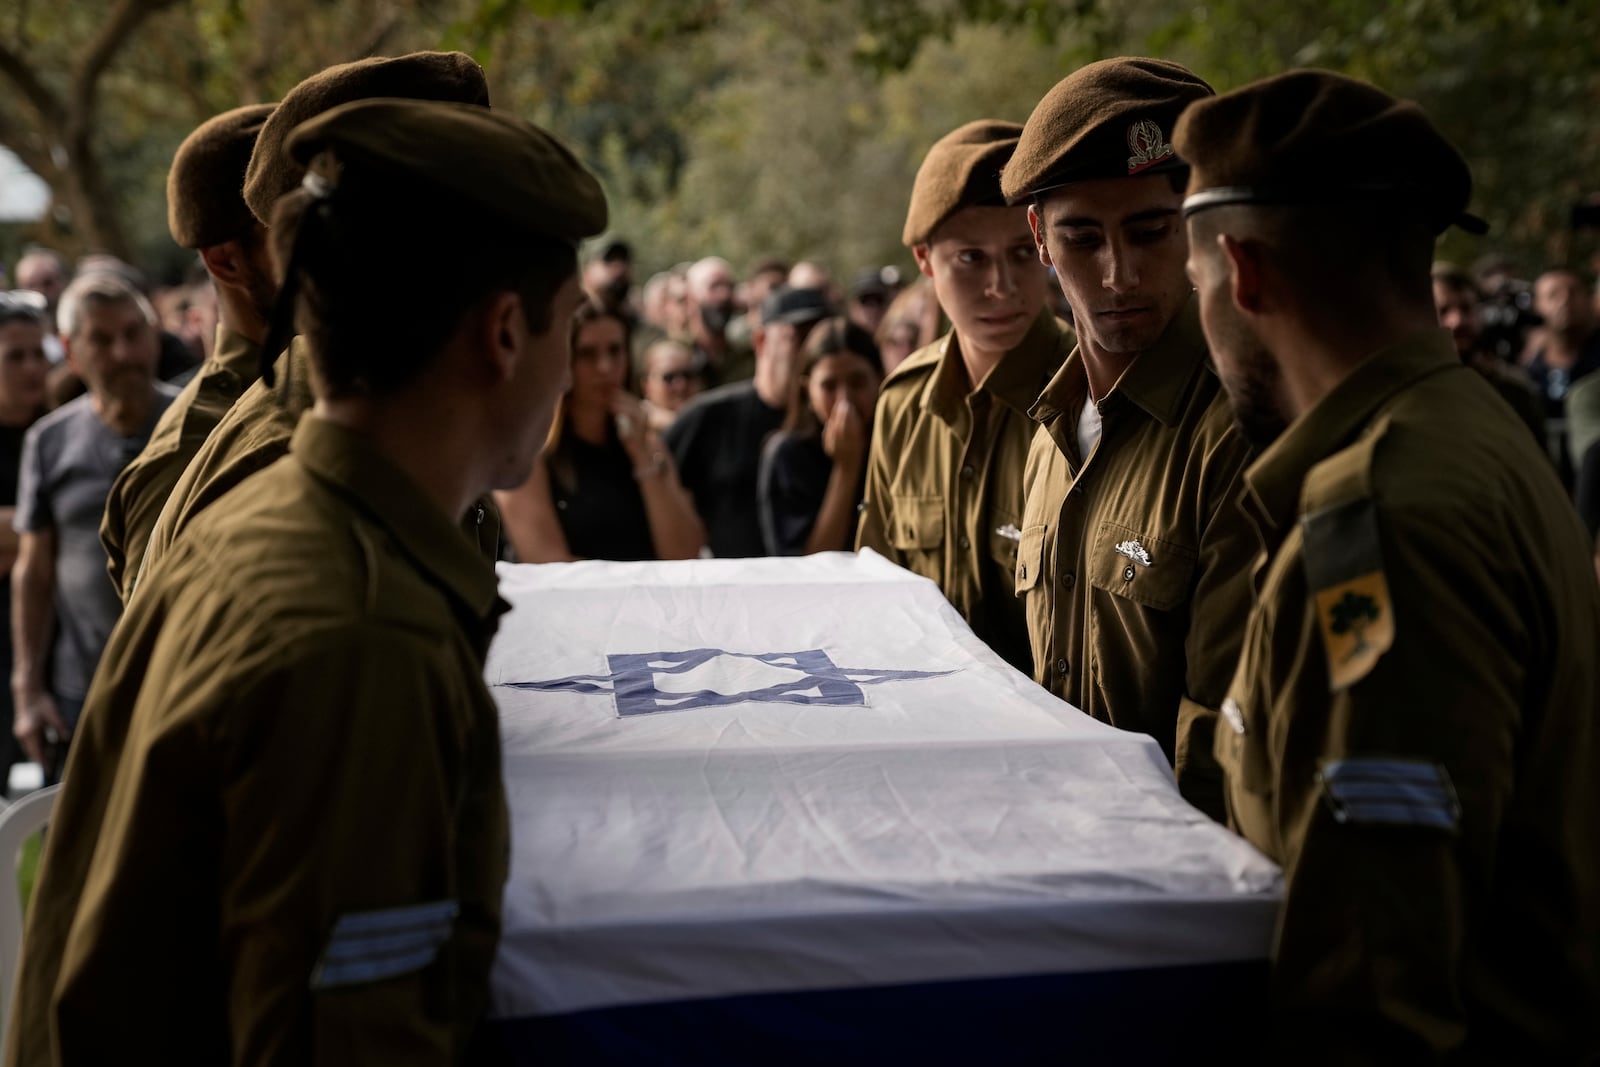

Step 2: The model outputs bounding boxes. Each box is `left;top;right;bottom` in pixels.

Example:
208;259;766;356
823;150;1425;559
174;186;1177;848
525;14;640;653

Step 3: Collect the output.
0;784;59;1046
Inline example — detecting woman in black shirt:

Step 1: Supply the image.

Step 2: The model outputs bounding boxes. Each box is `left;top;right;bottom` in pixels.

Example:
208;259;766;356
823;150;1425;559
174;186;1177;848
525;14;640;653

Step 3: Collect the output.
0;293;50;774
758;317;882;555
498;300;704;561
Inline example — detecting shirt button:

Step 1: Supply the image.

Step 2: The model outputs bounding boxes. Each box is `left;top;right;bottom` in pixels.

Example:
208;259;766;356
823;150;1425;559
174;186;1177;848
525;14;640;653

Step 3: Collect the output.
960;464;975;479
959;535;971;550
1061;572;1075;589
1055;658;1069;675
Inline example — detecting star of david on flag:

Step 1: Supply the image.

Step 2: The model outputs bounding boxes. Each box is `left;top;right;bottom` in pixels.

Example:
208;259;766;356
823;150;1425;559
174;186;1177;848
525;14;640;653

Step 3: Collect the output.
503;648;957;717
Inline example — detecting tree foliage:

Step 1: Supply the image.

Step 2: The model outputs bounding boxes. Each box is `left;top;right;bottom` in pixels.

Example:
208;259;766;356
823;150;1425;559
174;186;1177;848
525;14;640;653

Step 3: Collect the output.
0;0;1596;283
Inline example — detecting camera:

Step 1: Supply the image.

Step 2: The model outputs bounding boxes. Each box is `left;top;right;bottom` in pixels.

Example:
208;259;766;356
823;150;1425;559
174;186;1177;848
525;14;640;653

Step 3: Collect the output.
1478;279;1543;363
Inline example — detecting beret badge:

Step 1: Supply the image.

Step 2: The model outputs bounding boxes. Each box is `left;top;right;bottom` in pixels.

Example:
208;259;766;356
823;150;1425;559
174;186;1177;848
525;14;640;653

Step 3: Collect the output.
1126;120;1174;175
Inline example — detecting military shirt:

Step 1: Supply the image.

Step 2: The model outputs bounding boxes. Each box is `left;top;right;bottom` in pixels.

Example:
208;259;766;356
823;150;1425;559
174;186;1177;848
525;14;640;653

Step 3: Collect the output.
856;311;1068;674
134;341;499;594
1015;296;1255;819
1216;329;1600;1061
100;323;261;603
6;416;511;1066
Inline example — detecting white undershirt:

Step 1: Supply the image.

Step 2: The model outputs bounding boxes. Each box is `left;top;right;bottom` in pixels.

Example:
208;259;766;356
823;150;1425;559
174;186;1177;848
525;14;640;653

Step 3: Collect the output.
1077;394;1103;461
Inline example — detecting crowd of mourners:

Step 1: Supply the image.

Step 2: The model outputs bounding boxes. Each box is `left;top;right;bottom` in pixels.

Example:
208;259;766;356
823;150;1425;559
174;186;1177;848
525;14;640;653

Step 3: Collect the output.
0;43;1595;1066
5;225;1593;737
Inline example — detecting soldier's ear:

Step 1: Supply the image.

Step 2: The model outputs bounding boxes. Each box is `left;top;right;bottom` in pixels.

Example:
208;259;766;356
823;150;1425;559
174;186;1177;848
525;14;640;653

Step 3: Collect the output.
1027;205;1052;268
911;243;935;279
481;289;525;385
1218;233;1265;315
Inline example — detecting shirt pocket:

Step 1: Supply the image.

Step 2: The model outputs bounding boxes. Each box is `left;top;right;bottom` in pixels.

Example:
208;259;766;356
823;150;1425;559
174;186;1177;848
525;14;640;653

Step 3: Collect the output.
1087;519;1196;610
1014;523;1046;594
888;495;944;553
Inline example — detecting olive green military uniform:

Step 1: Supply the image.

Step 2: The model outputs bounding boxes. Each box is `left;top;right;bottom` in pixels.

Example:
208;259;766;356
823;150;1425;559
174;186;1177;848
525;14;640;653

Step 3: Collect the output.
8;418;510;1065
1015;297;1254;818
133;340;500;594
99;323;262;601
1215;330;1600;1060
857;311;1068;673
1177;68;1600;1059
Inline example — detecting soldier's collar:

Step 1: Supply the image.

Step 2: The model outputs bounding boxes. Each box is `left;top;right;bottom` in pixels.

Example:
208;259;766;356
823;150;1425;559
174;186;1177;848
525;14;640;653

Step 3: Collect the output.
1031;294;1207;427
924;310;1066;424
291;415;500;620
1242;327;1460;532
211;324;265;385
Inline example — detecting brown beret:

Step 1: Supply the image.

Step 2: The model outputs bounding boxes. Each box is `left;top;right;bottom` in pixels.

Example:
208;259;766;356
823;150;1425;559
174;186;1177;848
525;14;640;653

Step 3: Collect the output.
286;99;608;245
167;103;276;248
1002;57;1213;202
1174;69;1487;235
244;51;490;226
903;120;1022;246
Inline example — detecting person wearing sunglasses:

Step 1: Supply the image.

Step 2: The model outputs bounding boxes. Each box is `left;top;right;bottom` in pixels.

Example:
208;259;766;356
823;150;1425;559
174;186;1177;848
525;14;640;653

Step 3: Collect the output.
639;337;705;432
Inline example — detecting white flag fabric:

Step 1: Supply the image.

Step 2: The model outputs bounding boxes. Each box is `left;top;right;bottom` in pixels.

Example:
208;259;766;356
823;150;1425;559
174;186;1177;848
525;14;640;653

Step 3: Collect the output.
484;549;1280;1035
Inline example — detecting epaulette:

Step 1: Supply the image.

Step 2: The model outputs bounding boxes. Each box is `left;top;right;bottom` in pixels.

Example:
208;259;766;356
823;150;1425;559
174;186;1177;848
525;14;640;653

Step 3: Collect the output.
880;335;946;389
1298;415;1393;691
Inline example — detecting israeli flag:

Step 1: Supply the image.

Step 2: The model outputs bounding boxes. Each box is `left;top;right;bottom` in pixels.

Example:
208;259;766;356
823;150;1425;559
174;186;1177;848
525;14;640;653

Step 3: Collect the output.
484;551;1281;1064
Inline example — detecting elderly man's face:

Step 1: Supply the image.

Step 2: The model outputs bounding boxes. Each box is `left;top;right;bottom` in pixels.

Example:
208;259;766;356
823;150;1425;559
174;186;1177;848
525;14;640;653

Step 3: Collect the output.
67;297;158;408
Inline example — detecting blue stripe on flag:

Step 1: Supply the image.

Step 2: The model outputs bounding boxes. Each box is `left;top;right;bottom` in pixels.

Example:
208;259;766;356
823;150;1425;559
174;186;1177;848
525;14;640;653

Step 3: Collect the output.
1318;758;1459;831
478;960;1270;1065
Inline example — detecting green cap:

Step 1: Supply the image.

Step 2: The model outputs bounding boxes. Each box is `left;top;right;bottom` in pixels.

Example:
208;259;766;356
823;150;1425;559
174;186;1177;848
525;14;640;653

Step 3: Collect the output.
903;120;1022;246
168;103;276;248
285;98;608;245
244;51;491;226
1174;69;1488;235
1002;57;1213;202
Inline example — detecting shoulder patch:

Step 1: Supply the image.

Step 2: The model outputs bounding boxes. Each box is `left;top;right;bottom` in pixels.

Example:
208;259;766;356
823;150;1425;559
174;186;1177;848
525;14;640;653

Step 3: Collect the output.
1301;418;1393;691
1317;758;1460;832
311;899;459;990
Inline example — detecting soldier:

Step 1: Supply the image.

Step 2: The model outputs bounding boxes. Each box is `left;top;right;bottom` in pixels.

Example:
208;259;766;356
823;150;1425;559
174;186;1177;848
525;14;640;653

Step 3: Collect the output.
99;102;276;602
6;98;605;1064
856;120;1067;674
1000;59;1256;818
1179;70;1600;1058
132;52;499;594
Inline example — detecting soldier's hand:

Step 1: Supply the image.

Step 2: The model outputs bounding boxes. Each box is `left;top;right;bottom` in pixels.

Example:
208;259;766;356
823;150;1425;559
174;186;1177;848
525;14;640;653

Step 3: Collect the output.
823;400;866;470
14;690;69;773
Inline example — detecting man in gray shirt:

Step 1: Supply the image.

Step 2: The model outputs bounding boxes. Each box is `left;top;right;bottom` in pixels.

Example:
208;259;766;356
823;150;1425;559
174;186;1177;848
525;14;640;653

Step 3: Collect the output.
12;273;177;776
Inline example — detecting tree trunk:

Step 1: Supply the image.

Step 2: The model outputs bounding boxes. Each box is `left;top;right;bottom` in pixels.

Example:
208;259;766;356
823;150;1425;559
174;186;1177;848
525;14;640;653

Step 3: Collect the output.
0;0;182;261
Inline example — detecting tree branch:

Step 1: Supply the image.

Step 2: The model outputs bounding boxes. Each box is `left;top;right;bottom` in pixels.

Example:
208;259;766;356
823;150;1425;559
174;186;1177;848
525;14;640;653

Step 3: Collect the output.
0;39;65;128
0;106;56;181
67;0;183;144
